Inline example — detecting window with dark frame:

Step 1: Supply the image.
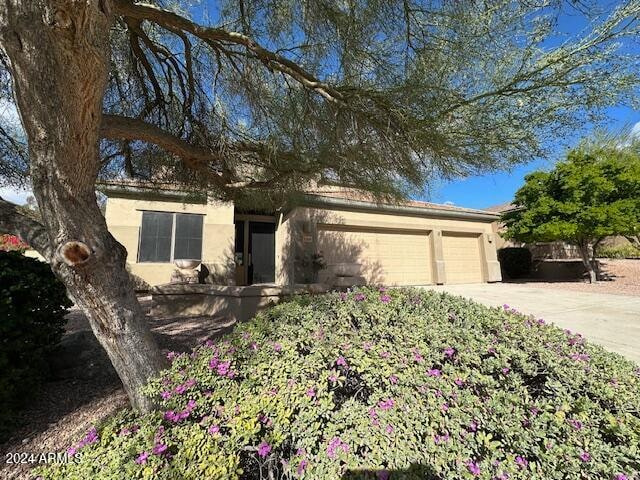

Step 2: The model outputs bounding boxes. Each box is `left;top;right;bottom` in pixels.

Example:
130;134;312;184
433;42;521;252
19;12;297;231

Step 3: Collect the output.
138;211;203;262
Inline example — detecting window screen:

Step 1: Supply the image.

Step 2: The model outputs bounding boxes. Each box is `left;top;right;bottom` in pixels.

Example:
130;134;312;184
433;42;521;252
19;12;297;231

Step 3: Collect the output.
138;212;173;262
173;214;203;260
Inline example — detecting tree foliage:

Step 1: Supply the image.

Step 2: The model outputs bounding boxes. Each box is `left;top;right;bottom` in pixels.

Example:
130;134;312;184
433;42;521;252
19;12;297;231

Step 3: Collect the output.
502;136;640;280
2;1;640;206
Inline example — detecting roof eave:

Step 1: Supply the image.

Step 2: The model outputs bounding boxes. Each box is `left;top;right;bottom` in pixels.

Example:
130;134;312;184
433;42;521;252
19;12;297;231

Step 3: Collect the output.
300;194;500;222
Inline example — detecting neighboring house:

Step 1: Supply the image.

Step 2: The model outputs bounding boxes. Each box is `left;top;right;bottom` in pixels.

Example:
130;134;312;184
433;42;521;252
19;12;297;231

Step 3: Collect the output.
100;181;502;287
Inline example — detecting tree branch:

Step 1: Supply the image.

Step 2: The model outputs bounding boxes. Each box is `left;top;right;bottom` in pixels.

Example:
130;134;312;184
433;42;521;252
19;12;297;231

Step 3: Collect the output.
0;197;52;259
112;0;345;104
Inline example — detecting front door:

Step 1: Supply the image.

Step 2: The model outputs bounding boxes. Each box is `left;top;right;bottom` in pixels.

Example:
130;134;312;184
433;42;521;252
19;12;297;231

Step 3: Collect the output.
248;222;276;284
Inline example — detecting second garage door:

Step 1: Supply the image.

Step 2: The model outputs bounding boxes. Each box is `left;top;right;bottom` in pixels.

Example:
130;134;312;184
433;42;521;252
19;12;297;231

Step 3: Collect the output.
442;232;484;284
317;226;432;285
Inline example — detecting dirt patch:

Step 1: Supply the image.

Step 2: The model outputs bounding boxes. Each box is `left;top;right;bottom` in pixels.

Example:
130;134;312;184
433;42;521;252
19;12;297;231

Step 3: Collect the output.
0;297;235;480
509;259;640;296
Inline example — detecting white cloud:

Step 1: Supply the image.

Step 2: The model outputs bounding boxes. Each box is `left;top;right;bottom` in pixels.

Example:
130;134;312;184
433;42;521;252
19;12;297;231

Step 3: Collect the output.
631;121;640;140
0;185;31;205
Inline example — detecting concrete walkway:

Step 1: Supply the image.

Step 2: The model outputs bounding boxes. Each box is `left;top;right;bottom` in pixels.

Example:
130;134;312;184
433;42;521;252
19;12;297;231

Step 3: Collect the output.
425;283;640;364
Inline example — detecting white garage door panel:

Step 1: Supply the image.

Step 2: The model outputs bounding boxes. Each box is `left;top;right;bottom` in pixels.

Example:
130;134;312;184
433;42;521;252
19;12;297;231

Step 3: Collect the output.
317;226;432;285
442;233;484;284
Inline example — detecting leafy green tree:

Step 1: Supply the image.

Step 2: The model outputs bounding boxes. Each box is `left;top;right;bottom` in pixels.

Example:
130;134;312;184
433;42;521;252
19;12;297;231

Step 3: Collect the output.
1;0;640;410
502;139;640;283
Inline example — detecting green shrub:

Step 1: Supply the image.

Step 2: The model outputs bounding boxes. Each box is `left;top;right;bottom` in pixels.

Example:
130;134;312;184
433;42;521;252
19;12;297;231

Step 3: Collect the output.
498;247;532;279
0;251;71;440
596;244;640;259
38;288;640;480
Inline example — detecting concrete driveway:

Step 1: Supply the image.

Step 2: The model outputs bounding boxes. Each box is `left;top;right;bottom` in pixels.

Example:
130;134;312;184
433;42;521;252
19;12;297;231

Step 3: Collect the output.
425;283;640;364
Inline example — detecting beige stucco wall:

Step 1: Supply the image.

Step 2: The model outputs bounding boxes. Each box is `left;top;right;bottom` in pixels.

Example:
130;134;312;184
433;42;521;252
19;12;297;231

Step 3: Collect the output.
105;196;234;286
280;206;501;285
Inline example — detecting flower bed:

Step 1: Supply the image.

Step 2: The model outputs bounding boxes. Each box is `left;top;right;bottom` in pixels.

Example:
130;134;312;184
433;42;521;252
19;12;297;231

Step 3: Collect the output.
38;288;640;479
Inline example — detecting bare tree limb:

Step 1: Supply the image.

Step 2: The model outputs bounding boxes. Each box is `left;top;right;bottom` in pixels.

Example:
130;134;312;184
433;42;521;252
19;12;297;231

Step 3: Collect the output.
112;0;345;104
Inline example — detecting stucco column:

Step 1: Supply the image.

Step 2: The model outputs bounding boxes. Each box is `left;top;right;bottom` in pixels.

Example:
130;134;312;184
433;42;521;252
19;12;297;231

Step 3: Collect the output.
431;230;446;284
482;233;502;282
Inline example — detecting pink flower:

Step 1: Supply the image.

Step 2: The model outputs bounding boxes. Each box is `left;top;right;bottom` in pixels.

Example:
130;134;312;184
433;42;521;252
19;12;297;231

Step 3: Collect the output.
160;390;172;400
166;351;177;361
297;459;309;475
306;387;316;398
389;374;399;385
515;456;528;468
502;367;510;375
434;432;449;444
385;424;394;434
380;294;391;303
66;446;77;456
257;441;271;458
427;368;441;377
468;421;478;432
378;398;395;410
273;343;282;352
443;347;455;358
454;378;464;387
326;437;349;459
336;356;348;367
579;451;590;462
568;418;583;430
354;293;366;301
412;350;424;363
135;451;149;464
208;424;220;435
152;443;168;455
615;475;628;480
380;351;390;359
466;460;480;476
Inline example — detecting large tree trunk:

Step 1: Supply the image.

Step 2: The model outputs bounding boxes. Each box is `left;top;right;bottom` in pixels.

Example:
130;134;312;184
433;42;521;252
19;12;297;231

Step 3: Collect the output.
577;241;597;284
0;0;164;411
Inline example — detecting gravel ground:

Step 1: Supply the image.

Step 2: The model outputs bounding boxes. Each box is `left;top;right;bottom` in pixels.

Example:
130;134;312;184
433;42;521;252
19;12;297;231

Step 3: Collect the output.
509;259;640;297
0;298;235;480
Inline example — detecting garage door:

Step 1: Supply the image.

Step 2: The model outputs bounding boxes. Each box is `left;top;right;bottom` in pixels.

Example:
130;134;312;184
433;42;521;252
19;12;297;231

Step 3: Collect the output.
317;226;432;285
442;233;484;284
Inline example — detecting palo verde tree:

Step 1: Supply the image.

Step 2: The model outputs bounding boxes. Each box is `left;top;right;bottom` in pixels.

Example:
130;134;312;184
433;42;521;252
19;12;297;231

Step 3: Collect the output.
1;1;640;411
502;137;640;283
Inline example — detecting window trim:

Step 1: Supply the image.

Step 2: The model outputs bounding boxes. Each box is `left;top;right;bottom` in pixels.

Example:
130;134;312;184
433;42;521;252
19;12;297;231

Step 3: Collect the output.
137;210;204;263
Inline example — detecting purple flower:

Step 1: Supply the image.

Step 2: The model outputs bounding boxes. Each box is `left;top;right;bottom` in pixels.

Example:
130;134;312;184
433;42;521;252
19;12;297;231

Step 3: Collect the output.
336;356;348;367
273;343;282;352
166;351;177;361
579;451;590;462
326;437;349;459
380;351;390;358
257;441;271;458
389;374;399;385
412;350;424;363
160;390;172;400
354;293;366;302
378;398;395;410
66;446;77;456
468;421;478;432
216;360;231;376
615;474;628;480
454;378;464;387
175;384;187;395
515;456;528;468
152;443;168;455
380;294;391;303
385;424;394;434
427;368;441;377
466;460;481;476
135;451;150;464
306;387;316;398
443;347;455;358
297;459;309;475
568;418;583;430
208;424;220;435
434;432;450;445
502;367;510;375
